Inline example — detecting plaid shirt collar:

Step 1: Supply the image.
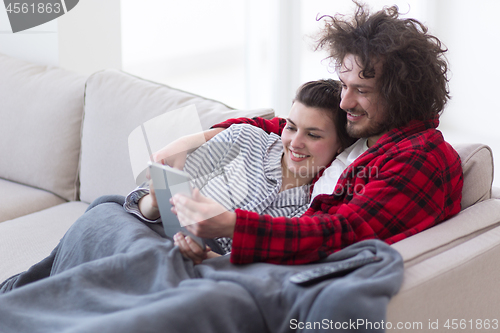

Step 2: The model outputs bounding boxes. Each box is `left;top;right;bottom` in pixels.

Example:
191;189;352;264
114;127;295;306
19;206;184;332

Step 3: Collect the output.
370;118;439;152
310;118;439;188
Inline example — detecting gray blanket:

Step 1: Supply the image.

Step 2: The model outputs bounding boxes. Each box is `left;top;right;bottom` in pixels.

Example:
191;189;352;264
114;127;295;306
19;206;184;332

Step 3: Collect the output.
0;196;403;333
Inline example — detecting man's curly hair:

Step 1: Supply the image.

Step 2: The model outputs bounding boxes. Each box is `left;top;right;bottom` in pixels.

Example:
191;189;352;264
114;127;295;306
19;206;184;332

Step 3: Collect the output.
316;1;450;129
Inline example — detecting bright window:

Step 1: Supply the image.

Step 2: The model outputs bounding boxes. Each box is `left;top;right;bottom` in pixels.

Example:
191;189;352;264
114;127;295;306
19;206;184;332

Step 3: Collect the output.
121;0;246;109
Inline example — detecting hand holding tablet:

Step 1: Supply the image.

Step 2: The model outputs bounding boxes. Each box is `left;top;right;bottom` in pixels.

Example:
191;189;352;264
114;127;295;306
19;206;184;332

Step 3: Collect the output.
147;162;204;248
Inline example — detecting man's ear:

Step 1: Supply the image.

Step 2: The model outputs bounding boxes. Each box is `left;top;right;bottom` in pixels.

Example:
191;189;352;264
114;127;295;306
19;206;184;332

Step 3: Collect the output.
337;147;343;155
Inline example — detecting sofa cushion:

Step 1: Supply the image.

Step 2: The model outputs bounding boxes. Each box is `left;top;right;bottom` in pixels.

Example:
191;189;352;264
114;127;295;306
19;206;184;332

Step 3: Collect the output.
0;179;66;223
0;201;89;282
453;143;494;210
0;53;86;201
80;70;274;204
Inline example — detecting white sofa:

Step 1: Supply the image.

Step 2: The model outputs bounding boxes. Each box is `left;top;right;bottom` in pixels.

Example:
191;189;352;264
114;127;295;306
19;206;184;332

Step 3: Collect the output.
1;53;498;331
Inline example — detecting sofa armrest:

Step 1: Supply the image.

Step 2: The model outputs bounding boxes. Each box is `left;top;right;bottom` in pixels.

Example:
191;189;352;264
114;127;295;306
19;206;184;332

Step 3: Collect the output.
392;198;500;267
492;186;500;199
387;224;500;324
453;143;494;210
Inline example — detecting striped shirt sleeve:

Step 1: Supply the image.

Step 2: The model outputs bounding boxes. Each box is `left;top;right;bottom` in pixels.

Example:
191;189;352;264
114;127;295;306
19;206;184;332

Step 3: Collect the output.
123;181;160;223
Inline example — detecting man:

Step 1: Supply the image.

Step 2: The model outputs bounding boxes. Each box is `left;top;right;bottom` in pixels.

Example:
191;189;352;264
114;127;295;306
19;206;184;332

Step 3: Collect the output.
171;1;463;265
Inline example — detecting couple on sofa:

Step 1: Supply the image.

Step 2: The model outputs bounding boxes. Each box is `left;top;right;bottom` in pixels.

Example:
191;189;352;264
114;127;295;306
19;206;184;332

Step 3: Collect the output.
125;78;355;263
2;1;462;283
134;2;463;266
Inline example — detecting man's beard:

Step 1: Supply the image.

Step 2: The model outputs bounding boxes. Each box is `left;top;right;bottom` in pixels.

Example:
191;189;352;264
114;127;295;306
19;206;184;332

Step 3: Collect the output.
345;113;389;139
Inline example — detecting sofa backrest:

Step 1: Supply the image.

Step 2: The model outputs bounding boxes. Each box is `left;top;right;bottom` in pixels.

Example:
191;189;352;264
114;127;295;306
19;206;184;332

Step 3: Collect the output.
0;53;86;201
79;70;274;204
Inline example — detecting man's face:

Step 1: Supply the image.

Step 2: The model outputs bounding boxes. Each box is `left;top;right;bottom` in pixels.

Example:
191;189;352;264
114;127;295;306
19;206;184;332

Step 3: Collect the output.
338;54;388;147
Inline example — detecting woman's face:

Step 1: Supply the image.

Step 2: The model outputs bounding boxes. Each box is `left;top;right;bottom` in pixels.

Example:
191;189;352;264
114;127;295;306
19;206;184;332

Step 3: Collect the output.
281;102;341;182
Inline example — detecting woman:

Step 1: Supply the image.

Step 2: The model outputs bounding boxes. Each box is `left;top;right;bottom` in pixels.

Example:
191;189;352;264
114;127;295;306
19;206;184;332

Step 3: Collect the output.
127;79;354;263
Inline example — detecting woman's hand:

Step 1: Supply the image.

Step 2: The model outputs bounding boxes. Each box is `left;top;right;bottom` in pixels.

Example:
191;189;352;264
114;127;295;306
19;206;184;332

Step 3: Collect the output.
171;188;236;239
152;148;188;170
138;181;160;220
152;128;225;170
173;232;221;264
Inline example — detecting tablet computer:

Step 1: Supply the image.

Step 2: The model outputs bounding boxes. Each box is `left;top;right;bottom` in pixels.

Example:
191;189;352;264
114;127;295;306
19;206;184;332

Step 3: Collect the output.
148;161;205;248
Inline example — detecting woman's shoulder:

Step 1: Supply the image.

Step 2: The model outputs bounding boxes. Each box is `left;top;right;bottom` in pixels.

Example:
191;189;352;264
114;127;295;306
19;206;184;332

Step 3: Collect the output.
227;123;278;143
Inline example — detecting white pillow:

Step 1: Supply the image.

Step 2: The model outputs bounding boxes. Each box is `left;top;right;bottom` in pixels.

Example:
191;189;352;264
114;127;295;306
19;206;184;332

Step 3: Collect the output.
0;53;86;201
80;69;274;203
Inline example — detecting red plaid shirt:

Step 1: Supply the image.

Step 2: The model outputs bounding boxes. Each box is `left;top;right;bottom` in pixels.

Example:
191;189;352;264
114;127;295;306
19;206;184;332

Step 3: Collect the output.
212;117;463;265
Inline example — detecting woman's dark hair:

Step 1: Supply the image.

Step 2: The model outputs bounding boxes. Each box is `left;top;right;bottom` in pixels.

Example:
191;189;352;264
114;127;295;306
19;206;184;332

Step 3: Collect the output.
315;1;450;129
294;79;356;150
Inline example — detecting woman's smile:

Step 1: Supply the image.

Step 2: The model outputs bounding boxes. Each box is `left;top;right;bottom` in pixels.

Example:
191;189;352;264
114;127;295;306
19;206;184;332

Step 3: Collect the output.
288;148;310;162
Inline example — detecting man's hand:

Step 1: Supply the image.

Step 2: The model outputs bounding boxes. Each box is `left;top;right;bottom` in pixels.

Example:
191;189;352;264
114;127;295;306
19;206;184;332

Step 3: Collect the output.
173;232;221;264
171;188;236;239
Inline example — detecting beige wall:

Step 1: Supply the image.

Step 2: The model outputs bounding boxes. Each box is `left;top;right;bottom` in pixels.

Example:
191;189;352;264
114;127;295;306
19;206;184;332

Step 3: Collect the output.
0;0;122;75
0;6;58;65
58;0;122;76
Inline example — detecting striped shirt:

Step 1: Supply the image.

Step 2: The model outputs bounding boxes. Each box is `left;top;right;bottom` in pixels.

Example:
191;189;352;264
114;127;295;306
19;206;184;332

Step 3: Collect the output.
124;124;311;254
